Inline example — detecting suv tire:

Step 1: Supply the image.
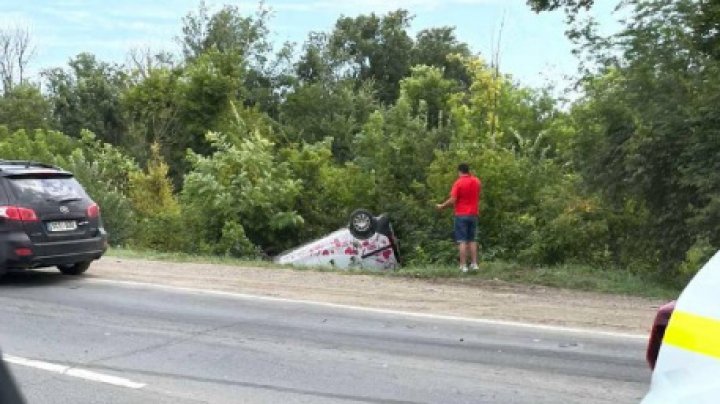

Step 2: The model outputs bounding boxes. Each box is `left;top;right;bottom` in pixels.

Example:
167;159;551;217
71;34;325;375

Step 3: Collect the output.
58;261;91;275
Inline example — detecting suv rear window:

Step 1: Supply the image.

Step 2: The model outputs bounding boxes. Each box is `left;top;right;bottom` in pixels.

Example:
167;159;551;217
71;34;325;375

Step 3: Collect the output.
8;176;89;205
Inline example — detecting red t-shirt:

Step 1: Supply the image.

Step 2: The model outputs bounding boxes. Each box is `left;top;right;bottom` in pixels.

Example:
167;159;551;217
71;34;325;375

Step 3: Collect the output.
450;174;482;216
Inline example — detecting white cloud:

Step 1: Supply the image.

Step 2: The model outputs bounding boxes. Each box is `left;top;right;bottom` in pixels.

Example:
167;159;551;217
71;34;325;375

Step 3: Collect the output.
102;1;201;21
37;7;94;25
0;11;34;27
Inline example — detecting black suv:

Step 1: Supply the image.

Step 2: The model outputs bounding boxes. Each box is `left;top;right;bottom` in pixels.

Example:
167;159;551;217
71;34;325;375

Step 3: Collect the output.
0;161;107;276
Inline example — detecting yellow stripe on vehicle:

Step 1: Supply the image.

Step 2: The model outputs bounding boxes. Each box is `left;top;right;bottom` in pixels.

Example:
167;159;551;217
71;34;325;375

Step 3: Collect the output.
663;310;720;360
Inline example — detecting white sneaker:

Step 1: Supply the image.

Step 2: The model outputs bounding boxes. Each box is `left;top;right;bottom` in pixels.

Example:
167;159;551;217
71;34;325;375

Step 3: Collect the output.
470;263;480;271
461;266;469;273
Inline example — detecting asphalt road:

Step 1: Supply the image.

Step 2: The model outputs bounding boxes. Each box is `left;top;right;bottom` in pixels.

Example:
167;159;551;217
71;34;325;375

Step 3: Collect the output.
0;269;650;404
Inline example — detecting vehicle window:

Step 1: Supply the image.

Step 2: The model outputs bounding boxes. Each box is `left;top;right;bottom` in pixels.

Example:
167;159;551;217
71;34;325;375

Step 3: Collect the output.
8;176;89;205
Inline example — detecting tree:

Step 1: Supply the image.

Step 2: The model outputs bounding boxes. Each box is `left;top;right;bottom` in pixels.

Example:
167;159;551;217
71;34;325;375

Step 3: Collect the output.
295;32;334;84
178;1;210;60
563;0;720;275
124;48;243;184
354;99;439;191
0;84;52;132
129;143;178;217
126;47;176;80
0;27;34;93
281;139;377;242
122;66;182;164
412;27;472;87
43;53;128;145
178;2;290;117
689;0;720;61
174;50;243;164
182;113;302;256
128;143;187;252
398;65;455;130
329;10;414;104
527;0;594;13
178;2;270;61
279;80;378;162
446;55;505;147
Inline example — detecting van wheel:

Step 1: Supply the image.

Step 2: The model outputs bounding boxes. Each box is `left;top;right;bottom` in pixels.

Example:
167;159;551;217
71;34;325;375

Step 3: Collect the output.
58;261;91;275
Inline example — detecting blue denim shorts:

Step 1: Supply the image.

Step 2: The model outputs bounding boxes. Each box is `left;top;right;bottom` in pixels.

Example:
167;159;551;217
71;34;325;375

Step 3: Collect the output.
454;215;478;242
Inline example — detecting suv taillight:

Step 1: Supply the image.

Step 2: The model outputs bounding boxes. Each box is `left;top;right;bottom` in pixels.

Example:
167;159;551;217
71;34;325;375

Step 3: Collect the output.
87;203;100;218
0;206;39;222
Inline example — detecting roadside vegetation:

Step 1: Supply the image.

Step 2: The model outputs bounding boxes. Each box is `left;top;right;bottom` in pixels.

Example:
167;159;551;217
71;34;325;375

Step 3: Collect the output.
0;0;717;293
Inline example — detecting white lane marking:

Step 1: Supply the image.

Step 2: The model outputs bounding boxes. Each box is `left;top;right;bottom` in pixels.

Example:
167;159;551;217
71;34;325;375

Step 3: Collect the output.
3;354;146;389
65;368;145;389
3;355;68;373
89;278;648;340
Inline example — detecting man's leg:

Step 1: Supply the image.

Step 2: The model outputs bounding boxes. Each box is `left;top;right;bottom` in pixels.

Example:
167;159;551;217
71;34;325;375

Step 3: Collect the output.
468;217;479;270
454;216;468;269
458;242;468;267
469;241;478;266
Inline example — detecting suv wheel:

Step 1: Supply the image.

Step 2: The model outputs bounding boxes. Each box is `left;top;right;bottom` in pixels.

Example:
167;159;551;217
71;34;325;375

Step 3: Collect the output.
58;261;91;275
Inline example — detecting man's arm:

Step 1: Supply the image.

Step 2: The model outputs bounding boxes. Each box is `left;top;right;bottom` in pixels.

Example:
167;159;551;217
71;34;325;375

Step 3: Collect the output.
435;196;456;211
437;180;459;211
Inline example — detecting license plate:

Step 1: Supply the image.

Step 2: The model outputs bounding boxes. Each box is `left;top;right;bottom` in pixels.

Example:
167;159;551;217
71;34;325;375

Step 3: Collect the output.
47;221;77;232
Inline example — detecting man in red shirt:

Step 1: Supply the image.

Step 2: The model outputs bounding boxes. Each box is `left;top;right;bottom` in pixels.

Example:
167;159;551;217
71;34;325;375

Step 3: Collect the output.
436;163;482;273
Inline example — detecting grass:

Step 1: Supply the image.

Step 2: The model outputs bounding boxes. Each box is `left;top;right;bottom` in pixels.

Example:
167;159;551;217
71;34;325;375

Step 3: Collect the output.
108;247;681;300
109;247;273;267
393;262;680;299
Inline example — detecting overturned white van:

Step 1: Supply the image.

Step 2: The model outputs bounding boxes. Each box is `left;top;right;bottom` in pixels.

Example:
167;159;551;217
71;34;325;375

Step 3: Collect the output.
275;210;400;271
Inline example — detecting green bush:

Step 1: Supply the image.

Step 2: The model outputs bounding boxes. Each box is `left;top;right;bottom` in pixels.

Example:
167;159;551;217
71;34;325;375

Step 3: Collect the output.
679;237;716;280
281;138;377;243
131;212;190;253
520;195;610;266
181;125;302;257
127;143;188;251
217;221;257;257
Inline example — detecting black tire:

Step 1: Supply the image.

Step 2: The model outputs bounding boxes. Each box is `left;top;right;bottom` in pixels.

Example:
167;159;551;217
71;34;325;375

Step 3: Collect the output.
348;209;377;240
58;261;91;275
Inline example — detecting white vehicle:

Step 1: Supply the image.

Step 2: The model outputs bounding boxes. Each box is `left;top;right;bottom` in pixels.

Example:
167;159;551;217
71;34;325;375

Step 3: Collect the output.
275;210;400;271
642;250;720;403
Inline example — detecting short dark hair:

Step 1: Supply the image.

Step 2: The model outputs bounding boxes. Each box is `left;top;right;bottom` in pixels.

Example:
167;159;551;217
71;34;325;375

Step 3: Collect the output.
458;163;470;174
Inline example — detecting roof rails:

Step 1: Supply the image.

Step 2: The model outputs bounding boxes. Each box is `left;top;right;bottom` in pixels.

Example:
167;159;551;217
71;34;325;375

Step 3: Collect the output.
0;160;59;170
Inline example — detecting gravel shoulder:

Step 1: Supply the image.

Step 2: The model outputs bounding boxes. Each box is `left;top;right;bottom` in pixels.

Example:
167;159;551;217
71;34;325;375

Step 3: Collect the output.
89;256;665;334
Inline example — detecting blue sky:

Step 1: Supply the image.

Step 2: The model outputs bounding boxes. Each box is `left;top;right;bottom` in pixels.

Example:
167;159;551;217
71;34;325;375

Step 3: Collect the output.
1;0;624;89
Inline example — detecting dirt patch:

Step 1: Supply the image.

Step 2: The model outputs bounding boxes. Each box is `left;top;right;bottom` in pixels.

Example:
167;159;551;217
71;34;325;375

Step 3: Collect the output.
90;257;665;334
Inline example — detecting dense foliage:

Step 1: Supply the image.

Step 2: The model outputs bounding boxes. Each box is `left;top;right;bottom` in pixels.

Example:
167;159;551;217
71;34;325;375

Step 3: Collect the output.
0;0;715;281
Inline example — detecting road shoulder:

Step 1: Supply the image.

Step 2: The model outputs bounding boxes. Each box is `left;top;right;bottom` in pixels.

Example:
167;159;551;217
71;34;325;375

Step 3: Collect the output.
90;256;662;334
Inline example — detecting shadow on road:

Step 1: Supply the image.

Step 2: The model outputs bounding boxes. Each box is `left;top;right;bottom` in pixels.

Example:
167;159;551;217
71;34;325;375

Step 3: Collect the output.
0;269;81;288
